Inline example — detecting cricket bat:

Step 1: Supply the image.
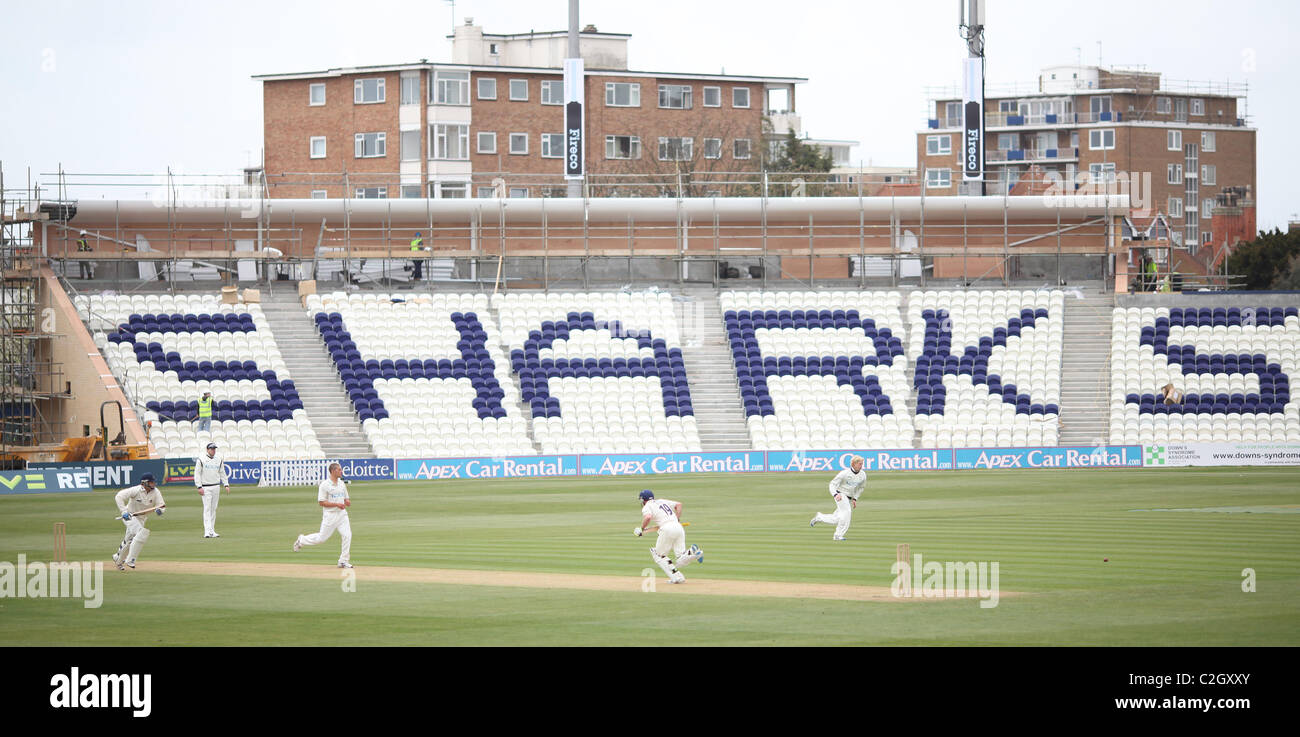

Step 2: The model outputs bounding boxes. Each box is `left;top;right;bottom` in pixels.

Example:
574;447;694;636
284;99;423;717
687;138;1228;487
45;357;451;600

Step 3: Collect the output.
114;505;164;519
643;521;690;533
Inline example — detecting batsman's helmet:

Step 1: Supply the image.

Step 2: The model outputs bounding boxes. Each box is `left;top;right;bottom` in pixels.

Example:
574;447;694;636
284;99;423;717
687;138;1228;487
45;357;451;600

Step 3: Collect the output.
140;473;156;485
639;489;654;502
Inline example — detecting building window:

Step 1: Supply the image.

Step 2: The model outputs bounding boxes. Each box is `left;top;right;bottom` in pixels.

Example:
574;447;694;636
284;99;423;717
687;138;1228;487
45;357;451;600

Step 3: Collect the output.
733;139;751;159
509;79;528;101
541;133;563;158
431;124;468;160
540;80;563;105
732;87;750;108
400;76;420;105
926;134;951;156
605;135;640;160
1167;163;1182;184
1202;131;1216;152
478;78;497;100
1202;230;1213;245
659;85;692;109
1202;164;1216;185
400;130;420;161
1167;130;1183;151
944;101;960;126
657;136;693;160
311;190;327;199
1168;196;1183;218
477;186;497;199
354;132;386;158
925;168;952;188
354;187;387;199
702;86;721;107
509;132;528;154
354;78;385;104
1174;98;1188;121
1089;163;1116;184
997;133;1015;151
702;138;722;159
434;70;469;105
309;136;326;159
1088;129;1115;150
509;187;529;198
309;83;326;106
1089;95;1111;118
605;82;640;107
439;182;468;199
1190;98;1204;116
401;184;422;199
477;131;496;154
1156;96;1170;114
1203;198;1215;217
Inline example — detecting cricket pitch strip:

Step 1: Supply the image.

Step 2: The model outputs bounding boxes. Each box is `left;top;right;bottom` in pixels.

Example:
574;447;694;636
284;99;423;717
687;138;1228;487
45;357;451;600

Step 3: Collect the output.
139;561;1018;602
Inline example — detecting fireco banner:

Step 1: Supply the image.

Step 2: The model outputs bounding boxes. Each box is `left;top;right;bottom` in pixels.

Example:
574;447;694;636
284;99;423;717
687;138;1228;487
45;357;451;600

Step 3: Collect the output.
962;56;984;181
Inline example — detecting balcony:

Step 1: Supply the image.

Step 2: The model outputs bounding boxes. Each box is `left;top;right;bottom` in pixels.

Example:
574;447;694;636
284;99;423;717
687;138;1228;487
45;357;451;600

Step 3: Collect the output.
986;147;1079;164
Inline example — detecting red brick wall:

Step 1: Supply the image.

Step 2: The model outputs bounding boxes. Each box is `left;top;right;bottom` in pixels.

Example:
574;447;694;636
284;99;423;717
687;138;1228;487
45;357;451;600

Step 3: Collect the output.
263;72;406;199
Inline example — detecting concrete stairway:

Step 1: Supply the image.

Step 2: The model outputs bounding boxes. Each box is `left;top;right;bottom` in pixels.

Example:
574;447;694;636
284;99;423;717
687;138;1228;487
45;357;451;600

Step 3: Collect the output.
1057;287;1115;446
259;292;375;459
673;287;751;451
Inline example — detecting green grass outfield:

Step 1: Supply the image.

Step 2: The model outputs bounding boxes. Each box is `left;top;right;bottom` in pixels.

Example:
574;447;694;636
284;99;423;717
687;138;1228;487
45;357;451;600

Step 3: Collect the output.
1;467;1297;646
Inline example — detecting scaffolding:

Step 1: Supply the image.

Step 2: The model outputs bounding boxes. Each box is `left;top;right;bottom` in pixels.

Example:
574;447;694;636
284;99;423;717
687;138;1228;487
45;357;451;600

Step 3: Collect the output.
1;163;71;465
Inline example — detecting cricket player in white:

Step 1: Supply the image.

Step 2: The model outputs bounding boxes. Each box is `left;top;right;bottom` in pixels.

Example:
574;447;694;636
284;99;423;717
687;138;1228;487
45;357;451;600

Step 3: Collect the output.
810;455;866;541
291;462;352;568
113;473;166;570
634;489;702;584
195;441;230;538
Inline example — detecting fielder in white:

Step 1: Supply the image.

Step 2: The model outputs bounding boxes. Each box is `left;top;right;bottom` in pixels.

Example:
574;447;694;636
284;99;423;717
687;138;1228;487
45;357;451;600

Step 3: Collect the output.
634;489;702;584
112;473;166;570
291;462;352;568
195;441;230;538
809;455;866;541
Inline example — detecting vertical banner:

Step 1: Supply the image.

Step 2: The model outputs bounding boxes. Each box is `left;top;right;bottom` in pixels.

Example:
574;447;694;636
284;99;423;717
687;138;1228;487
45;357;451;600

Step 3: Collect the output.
962;56;984;182
563;57;584;179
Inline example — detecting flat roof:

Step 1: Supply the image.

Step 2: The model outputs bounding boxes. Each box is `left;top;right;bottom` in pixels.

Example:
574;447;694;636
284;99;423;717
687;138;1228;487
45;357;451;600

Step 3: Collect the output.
253;62;805;85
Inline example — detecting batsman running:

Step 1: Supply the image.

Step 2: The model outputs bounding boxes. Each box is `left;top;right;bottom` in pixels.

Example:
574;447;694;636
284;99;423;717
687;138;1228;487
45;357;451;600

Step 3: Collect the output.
634;489;702;584
809;455;866;541
112;473;166;570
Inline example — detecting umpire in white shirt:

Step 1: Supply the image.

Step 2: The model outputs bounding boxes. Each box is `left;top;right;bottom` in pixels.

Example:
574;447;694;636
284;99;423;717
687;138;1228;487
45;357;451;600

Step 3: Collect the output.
195;441;230;538
810;455;867;541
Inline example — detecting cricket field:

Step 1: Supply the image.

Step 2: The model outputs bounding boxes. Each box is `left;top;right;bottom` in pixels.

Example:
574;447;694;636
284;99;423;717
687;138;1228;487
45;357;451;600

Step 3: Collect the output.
1;467;1297;646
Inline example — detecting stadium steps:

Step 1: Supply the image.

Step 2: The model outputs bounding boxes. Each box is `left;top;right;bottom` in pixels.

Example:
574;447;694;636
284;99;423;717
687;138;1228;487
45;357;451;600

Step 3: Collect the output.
674;287;751;451
260;293;376;459
1057;288;1115;446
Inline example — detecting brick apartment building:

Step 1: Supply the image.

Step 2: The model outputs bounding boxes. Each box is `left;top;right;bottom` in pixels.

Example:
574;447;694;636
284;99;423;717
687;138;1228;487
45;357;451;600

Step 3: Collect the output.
917;65;1256;262
255;20;808;200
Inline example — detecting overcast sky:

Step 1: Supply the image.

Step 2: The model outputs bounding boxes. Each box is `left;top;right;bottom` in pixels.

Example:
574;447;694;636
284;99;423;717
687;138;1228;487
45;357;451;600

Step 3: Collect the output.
1;0;1294;229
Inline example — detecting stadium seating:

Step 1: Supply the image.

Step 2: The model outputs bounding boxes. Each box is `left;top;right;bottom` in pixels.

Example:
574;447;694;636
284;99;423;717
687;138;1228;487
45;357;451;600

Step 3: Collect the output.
1109;306;1300;444
720;290;913;450
908;290;1064;448
308;292;534;458
78;293;323;461
492;290;700;454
